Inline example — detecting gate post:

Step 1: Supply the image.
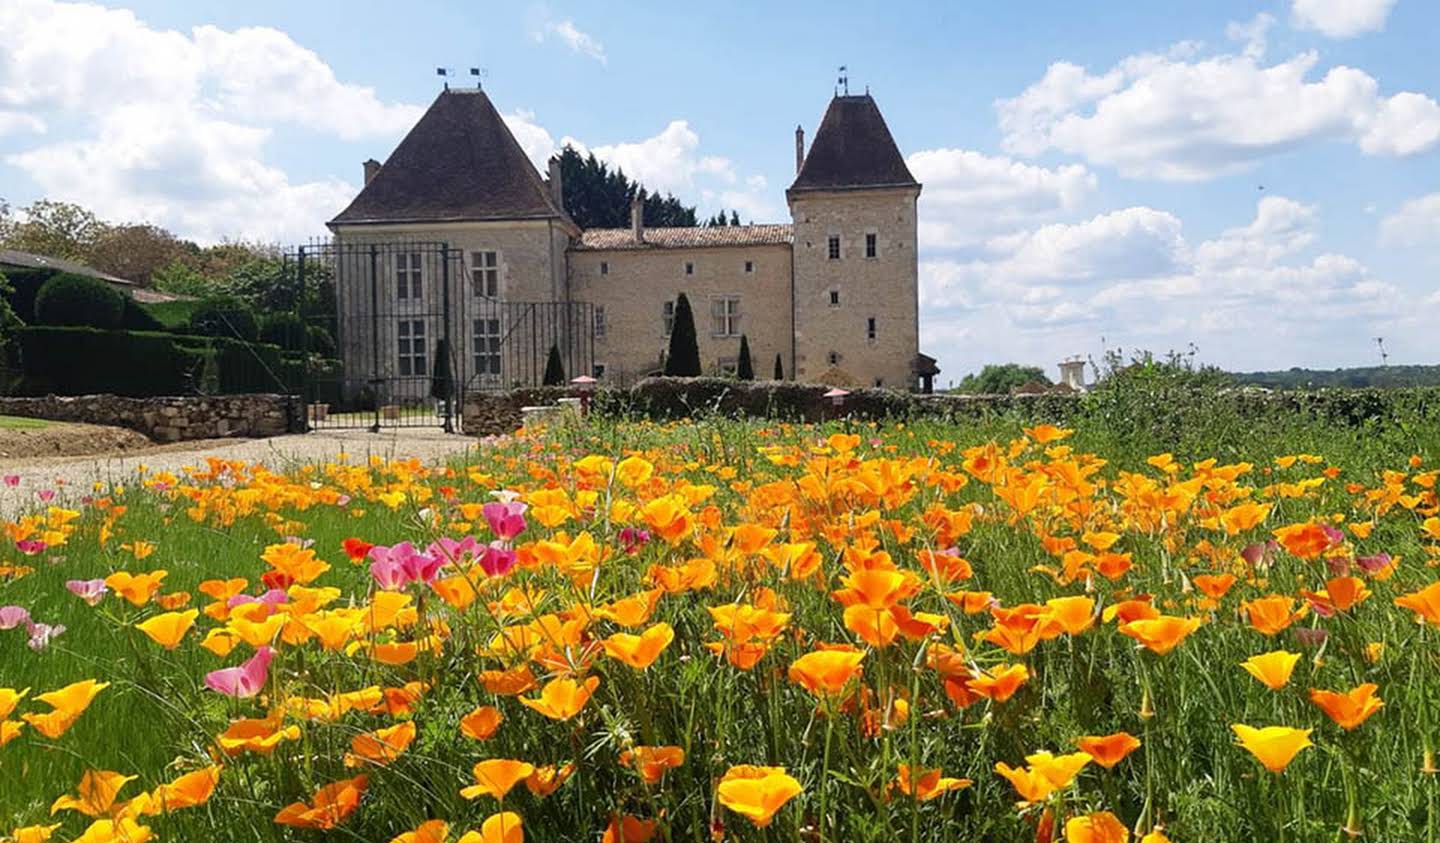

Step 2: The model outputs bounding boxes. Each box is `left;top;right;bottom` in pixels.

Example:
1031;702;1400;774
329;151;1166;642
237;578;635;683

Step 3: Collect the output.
440;244;454;433
368;244;382;433
297;246;310;432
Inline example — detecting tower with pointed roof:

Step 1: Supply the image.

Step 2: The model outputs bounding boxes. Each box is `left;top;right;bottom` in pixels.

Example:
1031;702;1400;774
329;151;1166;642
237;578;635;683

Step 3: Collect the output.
787;93;921;389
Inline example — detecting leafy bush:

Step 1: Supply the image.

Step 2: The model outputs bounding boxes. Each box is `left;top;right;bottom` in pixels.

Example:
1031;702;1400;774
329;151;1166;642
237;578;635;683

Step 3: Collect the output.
15;326;212;396
258;312;334;356
32;272;126;328
211;337;286;394
143;299;202;332
955;363;1051;394
188;296;259;341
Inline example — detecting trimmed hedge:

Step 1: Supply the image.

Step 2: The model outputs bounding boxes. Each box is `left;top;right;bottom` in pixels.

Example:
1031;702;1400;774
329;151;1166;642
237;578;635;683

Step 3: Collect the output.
16;326;212;397
33;272;126;328
0;267;56;322
189;296;259;341
14;326;295;397
120;297;164;331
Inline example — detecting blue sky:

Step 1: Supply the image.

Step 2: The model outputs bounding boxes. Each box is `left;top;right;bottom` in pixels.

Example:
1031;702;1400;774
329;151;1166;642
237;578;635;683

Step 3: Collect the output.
2;0;1438;382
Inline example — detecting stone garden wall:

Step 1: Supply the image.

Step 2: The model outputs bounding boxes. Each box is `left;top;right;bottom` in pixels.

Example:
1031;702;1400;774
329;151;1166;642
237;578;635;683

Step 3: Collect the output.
0;393;296;442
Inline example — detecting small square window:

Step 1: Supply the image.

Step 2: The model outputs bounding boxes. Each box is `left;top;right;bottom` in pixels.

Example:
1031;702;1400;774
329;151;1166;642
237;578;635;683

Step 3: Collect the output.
866;317;877;340
829;289;840;306
744;260;754;273
593;363;607;379
827;236;840;260
600;261;609;276
827;351;840;366
865;233;877;259
685;261;695;276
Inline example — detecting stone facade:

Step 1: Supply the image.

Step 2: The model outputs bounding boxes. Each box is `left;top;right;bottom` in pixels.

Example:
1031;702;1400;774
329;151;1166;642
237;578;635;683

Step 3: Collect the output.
0;394;295;442
788;187;920;388
568;242;793;383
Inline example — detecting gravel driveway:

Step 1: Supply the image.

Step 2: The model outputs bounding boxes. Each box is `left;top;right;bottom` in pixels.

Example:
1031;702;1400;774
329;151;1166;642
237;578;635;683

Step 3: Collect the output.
0;428;487;518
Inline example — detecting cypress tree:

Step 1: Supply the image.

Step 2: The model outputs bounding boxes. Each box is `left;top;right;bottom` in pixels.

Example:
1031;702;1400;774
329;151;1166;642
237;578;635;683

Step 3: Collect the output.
773;353;784;381
543;343;566;385
664;293;701;376
736;334;754;380
429;339;454;401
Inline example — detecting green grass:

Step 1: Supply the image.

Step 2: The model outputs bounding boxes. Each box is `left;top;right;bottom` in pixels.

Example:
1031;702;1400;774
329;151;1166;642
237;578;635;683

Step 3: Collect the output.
2;388;1440;841
0;414;48;430
140;299;202;331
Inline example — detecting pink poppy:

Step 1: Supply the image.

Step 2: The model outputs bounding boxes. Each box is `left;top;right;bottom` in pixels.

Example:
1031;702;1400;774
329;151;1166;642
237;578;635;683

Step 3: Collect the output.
15;540;46;555
66;579;109;606
26;621;64;651
0;605;32;630
36;489;54;502
205;646;275;698
2;474;18;487
478;542;518;577
482;501;528;542
618;527;652;555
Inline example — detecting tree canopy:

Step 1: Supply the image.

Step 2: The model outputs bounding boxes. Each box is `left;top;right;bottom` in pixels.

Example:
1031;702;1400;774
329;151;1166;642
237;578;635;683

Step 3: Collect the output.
555;146;738;230
955;363;1052;395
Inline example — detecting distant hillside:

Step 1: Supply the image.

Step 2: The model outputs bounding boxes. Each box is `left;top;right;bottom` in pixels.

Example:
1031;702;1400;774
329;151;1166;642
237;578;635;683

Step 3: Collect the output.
1230;365;1440;389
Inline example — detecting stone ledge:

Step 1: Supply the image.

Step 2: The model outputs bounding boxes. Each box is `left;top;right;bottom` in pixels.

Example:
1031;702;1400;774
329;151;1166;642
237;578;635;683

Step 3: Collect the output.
0;394;298;442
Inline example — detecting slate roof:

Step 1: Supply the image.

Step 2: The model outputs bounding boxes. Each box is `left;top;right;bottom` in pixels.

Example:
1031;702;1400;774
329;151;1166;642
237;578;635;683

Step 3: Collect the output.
0;248;137;286
789;94;919;193
330;89;568;226
576;224;794;251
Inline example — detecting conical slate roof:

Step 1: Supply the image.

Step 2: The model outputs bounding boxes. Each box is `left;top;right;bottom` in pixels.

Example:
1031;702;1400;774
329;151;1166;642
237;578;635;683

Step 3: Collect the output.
789;94;918;193
330;89;567;226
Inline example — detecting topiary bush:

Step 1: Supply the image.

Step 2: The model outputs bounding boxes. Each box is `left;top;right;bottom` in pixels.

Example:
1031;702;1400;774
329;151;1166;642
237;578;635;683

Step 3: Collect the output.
189;296;259;341
119;297;164;331
33;272;126;328
14;326;212;396
259;312;306;350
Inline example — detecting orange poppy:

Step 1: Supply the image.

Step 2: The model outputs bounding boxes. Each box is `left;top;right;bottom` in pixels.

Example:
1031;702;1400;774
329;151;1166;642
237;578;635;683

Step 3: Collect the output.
1075;733;1141;769
344;721;416;767
619;745;685;784
601;815;658;843
460;705;504;741
1064;811;1129;843
1395;581;1440;626
716;765;803;828
460;759;536;800
1310;684;1384;730
273;775;368;829
519;676;599;721
1192;573;1236;599
600;622;675;670
1242;596;1307;636
892;764;971;801
1240;651;1301;691
787;648;865;698
1231;725;1312;773
1118;616;1201;654
135;610;198;650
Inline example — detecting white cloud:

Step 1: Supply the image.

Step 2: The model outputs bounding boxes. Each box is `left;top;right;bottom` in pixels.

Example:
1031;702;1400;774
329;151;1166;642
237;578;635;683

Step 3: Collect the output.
532;16;607;65
1226;13;1276;59
1292;0;1397;38
0;111;45;136
501;109;559;172
997;40;1440;180
919;197;1420;379
1380;192;1440;247
907;148;1097;249
0;0;419;243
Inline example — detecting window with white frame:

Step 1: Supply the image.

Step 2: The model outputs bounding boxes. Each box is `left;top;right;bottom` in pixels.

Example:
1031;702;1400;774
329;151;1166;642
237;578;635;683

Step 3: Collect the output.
593;305;607;339
397;319;427;376
866;316;877;340
471;251;499;297
396;252;423;300
827;236;840;260
865;233;877;258
710;297;741;337
472;317;501;376
662;300;676;336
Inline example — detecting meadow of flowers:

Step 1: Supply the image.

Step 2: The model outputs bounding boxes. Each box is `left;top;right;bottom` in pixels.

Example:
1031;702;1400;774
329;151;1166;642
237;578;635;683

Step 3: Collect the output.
2;412;1440;842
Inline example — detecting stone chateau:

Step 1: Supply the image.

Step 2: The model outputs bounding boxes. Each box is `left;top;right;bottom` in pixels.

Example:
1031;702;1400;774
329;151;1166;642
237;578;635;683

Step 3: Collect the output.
328;87;933;391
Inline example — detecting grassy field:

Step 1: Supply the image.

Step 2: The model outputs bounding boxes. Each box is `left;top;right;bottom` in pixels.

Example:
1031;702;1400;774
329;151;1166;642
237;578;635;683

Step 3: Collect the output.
0;415;48;430
2;387;1440;841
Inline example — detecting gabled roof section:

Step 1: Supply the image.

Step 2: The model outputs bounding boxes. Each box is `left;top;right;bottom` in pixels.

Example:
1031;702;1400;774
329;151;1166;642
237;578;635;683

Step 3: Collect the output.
576;224;793;251
330;89;568;226
789;94;919;194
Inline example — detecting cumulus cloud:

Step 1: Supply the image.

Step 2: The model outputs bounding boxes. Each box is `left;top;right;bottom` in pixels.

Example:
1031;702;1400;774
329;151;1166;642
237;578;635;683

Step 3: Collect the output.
532;14;607;65
1379;193;1440;248
996;38;1440;180
919;197;1419;378
0;0;420;243
907;148;1097;250
1291;0;1397;38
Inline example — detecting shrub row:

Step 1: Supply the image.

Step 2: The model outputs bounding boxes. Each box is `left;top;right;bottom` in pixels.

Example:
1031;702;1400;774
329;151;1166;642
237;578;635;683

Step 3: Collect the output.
13;326;303;398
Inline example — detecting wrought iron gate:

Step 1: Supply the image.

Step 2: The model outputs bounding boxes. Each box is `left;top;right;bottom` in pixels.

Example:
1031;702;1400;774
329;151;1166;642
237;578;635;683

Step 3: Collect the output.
285;239;594;431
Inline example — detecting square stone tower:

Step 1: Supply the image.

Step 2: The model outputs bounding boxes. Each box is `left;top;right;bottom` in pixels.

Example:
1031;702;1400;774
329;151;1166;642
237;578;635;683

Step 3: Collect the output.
787;94;921;389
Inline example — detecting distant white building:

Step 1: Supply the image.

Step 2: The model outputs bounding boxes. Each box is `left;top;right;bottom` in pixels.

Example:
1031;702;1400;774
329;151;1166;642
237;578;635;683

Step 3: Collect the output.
1058;357;1087;392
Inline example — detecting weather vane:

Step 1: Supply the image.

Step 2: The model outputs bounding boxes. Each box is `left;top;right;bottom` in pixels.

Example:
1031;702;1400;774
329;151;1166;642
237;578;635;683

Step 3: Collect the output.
837;65;849;95
470;67;487;89
435;67;454;90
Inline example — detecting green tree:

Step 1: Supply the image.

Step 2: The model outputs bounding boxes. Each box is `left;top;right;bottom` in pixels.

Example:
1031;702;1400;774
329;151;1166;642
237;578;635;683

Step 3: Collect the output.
736;334;754;380
663;293;701;377
151;260;219;298
556;146;698;229
543;343;566;386
0;270;24;371
87;224;186;284
189;296;259;341
956;363;1052;395
773;353;784;381
2;200;105;262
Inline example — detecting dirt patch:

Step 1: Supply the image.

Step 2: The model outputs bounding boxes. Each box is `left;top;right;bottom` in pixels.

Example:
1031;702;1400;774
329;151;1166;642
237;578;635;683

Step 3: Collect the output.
0;420;156;461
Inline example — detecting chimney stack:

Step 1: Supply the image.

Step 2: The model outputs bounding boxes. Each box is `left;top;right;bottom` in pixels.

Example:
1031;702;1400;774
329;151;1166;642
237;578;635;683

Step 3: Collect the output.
547;156;564;208
630;194;644;243
795;125;805;175
363;158;382;185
